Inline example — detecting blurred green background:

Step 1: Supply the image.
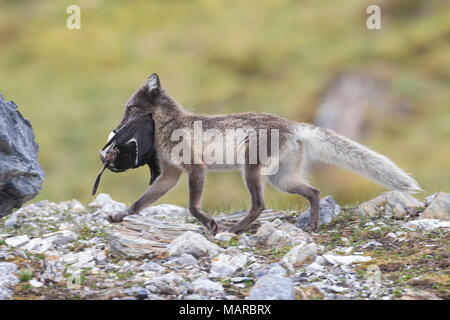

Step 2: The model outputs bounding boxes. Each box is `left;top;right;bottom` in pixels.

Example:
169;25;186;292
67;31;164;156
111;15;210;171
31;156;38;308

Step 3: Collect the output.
0;0;449;212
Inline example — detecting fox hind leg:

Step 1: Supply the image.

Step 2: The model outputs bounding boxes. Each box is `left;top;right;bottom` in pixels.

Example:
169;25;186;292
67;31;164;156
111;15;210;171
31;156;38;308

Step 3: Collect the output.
267;147;320;231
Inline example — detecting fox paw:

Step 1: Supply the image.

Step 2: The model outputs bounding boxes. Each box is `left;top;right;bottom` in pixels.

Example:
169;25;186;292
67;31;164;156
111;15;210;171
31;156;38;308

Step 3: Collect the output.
106;212;127;223
303;222;319;232
208;220;219;236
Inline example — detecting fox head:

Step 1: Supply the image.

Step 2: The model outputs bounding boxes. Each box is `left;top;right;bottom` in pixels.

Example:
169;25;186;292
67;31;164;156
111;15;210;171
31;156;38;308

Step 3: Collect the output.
114;73;165;132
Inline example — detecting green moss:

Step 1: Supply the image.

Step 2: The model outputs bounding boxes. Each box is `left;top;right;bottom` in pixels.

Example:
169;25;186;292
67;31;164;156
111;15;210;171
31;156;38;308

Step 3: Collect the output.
18;268;33;282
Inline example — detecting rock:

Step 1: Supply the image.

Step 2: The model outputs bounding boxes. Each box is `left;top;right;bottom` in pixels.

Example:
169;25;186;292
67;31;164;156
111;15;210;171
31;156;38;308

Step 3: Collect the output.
22;237;53;253
305;262;325;275
139;262;166;273
322;254;372;266
173;253;199;267
420;192;450;221
314;255;328;266
168;231;222;258
296;286;324;300
214;232;236;242
297;196;341;230
215;209;288;230
399;291;442;300
362;240;382;250
88;193;127;216
249;274;295;300
190;278;224;294
237;233;256;247
124;286;148;299
75;251;94;268
140;204;189;223
210;248;248;278
0;92;45;217
255;219;310;248
403;219;450;231
5;234;30;247
136;288;149;299
253;263;287;278
355;191;423;219
145;272;187;295
4;215;17;229
46;230;78;246
425;193;438;206
282;242;317;267
231;277;254;283
61;251;95;268
107;210;205;259
108;232;159;259
61;252;78;265
0;262;19;300
387;232;397;238
29;279;44;288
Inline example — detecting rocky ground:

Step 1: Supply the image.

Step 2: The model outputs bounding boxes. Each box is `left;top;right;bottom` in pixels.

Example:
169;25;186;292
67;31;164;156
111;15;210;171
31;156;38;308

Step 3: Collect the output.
0;191;449;300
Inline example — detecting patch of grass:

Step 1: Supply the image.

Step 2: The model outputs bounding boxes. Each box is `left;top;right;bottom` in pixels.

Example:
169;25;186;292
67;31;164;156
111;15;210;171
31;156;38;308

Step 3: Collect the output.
18;268;33;282
216;236;239;248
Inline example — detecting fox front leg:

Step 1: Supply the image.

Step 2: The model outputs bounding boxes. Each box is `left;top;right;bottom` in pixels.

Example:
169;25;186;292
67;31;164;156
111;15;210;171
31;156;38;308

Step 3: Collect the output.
107;163;181;223
186;165;219;236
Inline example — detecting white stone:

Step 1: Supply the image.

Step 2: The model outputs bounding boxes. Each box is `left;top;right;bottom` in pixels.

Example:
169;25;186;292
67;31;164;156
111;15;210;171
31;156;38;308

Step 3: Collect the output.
255;219;310;248
191;278;224;293
174;254;199;267
0;262;19;300
5;235;30;247
387;232;397;238
214;232;236;242
249;274;295;300
403;219;450;231
140;204;189;223
305;262;325;275
282;242;317;266
145;272;187;295
75;251;94;267
139;262;166;273
210;248;248;278
88;193;127;215
362;240;382;249
61;252;78;265
168;231;222;258
22;238;53;253
4;215;17;229
29;279;44;288
322;254;372;266
421;192;450;220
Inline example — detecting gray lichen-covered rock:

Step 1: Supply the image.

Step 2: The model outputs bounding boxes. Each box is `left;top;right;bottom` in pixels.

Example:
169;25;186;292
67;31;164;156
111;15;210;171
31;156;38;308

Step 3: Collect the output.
354;191;423;219
0;92;45;217
168;231;222;258
420;192;450;221
281;242;317;267
0;262;20;300
145;272;188;295
249;274;295;300
297;196;341;230
255;219;311;248
210;248;247;278
190;278;224;294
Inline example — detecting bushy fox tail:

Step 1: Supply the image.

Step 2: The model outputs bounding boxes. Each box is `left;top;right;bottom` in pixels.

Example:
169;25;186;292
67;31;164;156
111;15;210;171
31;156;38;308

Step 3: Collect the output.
295;123;422;193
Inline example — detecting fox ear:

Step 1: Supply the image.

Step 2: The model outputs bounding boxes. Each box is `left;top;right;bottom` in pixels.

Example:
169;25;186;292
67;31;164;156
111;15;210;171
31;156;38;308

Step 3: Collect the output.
146;73;160;95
